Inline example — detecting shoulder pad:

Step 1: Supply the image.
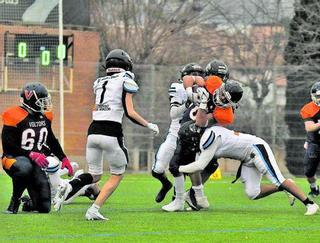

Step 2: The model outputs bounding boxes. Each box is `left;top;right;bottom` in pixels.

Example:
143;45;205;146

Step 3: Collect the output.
200;129;216;150
123;78;139;93
44;111;53;122
300;102;319;119
2;106;28;127
123;71;135;80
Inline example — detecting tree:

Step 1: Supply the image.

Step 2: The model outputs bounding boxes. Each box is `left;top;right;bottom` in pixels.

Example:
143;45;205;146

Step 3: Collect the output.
90;0;211;64
202;0;288;138
284;0;320;175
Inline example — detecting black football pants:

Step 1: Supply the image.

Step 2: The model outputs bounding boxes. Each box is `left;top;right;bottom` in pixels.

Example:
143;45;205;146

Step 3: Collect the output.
4;156;51;213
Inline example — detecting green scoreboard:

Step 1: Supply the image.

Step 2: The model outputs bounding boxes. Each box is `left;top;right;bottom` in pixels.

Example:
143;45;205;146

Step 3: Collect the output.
4;33;74;67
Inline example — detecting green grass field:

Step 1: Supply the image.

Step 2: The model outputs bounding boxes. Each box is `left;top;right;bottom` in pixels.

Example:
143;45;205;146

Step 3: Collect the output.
0;173;319;242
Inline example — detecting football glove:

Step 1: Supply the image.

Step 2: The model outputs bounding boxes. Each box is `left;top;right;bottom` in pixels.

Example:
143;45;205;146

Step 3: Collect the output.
147;123;159;136
29;152;49;168
61;157;74;176
197;87;209;110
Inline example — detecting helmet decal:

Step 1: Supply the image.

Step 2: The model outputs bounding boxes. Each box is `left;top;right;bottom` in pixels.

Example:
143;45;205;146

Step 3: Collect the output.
24;90;34;100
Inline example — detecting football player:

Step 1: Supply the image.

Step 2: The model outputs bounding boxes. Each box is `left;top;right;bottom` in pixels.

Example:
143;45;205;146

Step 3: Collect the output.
151;63;205;203
163;79;243;212
1;82;73;214
54;49;159;220
300;81;320;197
177;125;319;216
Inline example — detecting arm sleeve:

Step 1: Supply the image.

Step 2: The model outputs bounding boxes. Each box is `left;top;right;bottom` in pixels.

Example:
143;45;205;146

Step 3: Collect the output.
170;104;187;120
46;125;66;161
179;132;221;173
123;92;146;127
169;83;187;119
1;125;30;157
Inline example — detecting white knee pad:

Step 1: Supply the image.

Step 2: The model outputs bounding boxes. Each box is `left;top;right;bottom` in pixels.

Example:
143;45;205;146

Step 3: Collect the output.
152;162;167;174
245;187;261;200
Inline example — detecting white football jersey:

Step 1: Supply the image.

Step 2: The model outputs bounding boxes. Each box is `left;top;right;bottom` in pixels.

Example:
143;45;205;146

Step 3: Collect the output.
92;71;138;123
200;126;265;162
168;82;188;136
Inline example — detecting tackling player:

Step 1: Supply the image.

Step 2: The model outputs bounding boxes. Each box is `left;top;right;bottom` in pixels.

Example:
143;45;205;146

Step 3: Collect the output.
1;82;73;214
54;49;159;220
163;79;243;212
151;63;205;203
177;125;319;216
300;81;320;197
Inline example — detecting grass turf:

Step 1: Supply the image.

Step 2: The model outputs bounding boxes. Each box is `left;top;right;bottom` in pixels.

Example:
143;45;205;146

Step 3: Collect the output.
0;173;319;242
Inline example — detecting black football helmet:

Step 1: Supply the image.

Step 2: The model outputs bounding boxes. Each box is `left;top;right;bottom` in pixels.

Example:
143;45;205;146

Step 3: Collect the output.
205;59;229;81
180;63;205;78
311;81;320;106
105;49;133;72
213;80;243;108
20;82;52;113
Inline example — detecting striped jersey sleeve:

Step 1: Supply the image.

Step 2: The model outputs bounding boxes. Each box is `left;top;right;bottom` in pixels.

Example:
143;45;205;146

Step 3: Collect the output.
169;82;184;107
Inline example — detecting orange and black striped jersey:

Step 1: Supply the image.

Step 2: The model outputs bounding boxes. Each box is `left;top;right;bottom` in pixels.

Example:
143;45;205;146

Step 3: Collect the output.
300;101;320;143
1;106;66;160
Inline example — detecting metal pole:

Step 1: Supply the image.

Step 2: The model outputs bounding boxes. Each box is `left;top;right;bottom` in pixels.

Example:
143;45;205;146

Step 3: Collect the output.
59;0;64;148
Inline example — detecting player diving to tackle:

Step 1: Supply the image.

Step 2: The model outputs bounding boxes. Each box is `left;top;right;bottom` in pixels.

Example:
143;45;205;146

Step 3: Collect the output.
175;125;319;215
54;49;160;220
151;63;205;203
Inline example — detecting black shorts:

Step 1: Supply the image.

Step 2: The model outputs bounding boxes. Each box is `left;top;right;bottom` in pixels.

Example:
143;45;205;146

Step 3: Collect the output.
303;142;320;177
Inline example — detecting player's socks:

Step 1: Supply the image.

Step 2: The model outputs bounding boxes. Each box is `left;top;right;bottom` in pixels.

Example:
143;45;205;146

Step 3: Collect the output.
303;198;314;205
192;184;205;198
152;171;172;202
174;175;185;201
67;173;94;200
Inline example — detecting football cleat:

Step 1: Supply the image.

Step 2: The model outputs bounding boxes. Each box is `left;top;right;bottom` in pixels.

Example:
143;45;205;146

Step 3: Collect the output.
155;181;173;203
195;196;210;209
53;182;72;211
85;207;108;221
184;189;200;211
308;186;319;197
305;203;319;216
5;197;21;214
161;199;184;212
